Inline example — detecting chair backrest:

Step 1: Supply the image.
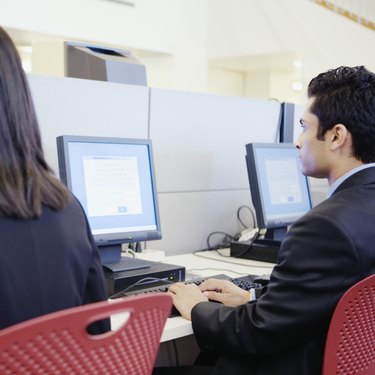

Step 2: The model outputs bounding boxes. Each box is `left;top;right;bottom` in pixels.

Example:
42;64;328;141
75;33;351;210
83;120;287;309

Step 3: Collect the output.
322;274;375;375
0;293;172;375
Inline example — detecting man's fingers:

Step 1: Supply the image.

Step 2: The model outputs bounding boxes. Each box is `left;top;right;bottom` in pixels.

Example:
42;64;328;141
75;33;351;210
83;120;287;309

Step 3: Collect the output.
203;290;224;302
168;282;185;293
199;278;229;291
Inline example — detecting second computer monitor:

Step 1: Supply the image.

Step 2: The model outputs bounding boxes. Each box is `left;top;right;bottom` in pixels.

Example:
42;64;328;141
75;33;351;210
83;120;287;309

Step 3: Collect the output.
56;135;162;267
246;142;312;241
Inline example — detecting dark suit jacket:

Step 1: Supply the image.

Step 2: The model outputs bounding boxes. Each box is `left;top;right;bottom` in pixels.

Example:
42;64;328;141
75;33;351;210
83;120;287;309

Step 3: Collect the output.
0;194;109;332
192;167;375;375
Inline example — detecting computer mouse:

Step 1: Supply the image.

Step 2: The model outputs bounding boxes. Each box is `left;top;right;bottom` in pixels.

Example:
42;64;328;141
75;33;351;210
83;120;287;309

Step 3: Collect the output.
253;274;271;286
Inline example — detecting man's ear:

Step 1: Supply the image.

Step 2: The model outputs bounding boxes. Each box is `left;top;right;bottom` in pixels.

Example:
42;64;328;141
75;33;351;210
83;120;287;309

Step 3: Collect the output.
329;124;348;150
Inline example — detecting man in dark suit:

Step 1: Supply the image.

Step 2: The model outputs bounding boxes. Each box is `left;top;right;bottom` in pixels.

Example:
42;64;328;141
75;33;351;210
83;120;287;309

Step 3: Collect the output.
166;66;375;375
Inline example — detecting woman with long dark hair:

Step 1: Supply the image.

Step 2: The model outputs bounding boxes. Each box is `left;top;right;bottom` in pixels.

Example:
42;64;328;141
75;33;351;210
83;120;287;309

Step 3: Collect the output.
0;26;108;331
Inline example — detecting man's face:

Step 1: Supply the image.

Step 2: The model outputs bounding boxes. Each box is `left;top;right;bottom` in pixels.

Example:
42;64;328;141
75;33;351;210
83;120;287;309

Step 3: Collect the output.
295;98;331;179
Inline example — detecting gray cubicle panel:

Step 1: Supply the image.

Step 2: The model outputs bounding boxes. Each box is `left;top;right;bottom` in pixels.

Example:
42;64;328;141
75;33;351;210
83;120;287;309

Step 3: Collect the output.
28;74;150;175
148;88;282;254
149;88;281;192
28;75;293;256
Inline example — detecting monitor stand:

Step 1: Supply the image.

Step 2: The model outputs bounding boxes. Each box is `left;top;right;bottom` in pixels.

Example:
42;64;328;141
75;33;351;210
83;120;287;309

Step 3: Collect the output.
263;227;287;242
99;244;122;264
98;244;151;272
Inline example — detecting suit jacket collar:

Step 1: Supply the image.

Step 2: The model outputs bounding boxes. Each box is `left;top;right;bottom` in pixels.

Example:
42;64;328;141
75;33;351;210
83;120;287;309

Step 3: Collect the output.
332;166;375;195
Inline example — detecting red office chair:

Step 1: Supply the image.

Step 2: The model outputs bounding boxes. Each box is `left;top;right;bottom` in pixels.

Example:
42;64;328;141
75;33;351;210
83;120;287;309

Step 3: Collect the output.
322;274;375;375
0;293;172;375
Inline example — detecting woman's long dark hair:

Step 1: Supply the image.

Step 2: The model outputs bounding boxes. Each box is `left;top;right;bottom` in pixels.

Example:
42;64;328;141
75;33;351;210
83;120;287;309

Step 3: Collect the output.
0;27;69;218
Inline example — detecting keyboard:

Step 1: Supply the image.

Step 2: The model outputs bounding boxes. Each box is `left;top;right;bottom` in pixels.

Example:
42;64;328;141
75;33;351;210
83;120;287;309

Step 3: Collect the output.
102;257;151;272
111;274;264;316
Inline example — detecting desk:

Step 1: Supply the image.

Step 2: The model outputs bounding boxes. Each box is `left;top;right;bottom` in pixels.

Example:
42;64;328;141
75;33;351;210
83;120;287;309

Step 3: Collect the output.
111;249;275;343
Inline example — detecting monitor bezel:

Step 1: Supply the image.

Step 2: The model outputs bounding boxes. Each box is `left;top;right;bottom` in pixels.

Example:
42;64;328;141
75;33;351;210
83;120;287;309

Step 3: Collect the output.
56;135;162;250
245;142;312;232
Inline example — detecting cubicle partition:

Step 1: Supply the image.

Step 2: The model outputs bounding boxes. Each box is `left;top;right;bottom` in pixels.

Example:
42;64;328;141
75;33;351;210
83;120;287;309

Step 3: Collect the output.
148;88;281;253
29;74;150;174
28;74;325;256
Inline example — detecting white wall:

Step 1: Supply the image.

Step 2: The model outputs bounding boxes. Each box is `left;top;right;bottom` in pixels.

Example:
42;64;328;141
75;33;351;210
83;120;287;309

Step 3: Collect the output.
207;0;375;101
1;0;209;95
0;0;175;53
4;0;375;102
208;67;244;97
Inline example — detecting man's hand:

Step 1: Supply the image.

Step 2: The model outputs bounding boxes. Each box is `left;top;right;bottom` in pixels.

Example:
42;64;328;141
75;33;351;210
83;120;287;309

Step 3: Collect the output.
167;282;208;320
199;278;250;307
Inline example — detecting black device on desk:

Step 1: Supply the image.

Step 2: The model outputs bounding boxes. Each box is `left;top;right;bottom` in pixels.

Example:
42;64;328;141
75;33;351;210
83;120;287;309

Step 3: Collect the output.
231;143;312;263
57;135;162;276
105;259;185;296
231;238;280;263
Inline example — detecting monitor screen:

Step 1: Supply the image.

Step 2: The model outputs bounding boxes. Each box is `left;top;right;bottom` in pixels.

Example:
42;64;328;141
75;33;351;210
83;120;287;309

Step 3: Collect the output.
245;142;312;241
56;135;162;267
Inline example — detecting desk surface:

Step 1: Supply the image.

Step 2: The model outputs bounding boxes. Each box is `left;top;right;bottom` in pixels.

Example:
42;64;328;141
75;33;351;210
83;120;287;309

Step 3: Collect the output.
111;249;275;342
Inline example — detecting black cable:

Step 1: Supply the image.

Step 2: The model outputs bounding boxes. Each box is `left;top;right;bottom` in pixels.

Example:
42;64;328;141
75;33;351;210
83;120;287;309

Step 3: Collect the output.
206;231;236;251
204;206;256;252
236;205;256;229
230;231;261;259
135;242;142;252
214;249;231;257
109;277;174;299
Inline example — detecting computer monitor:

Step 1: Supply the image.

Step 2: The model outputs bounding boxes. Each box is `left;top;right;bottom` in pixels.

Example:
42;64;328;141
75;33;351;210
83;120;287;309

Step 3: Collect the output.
245;142;312;242
56;135;162;271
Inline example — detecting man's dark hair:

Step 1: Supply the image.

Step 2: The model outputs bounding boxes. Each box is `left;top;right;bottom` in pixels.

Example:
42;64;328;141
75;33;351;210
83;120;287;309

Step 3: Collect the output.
308;65;375;163
0;27;69;218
